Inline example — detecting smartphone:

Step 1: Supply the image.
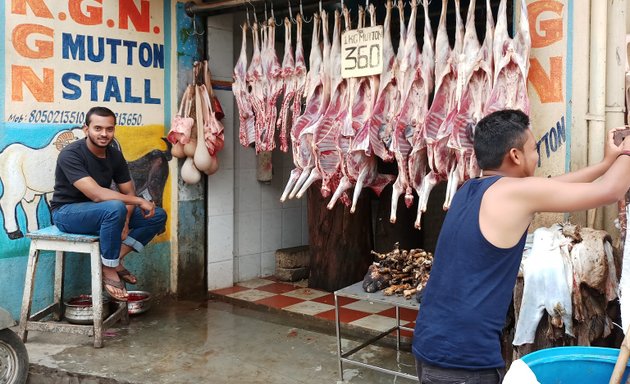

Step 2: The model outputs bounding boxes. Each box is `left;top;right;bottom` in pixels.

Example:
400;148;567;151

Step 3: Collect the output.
614;128;630;146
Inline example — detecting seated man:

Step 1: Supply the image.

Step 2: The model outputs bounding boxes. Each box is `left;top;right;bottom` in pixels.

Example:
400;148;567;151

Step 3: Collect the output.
50;106;167;301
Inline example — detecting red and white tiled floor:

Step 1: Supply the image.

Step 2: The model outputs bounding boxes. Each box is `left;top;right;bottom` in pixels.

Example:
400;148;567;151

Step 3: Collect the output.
210;278;419;338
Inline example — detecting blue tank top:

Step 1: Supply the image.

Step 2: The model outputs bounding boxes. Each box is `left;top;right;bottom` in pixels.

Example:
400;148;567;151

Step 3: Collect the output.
412;176;527;369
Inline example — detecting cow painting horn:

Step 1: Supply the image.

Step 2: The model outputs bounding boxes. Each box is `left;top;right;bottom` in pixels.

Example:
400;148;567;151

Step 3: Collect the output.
160;137;173;161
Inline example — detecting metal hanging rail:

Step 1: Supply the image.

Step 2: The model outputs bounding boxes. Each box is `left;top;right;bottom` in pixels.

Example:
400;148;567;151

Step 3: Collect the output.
184;0;342;17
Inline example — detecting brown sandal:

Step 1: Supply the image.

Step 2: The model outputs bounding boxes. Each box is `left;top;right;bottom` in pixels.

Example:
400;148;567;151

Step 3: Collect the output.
103;277;128;301
116;268;137;285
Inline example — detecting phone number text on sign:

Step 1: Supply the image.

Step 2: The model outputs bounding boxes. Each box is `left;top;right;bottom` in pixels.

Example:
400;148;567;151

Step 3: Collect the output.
341;25;384;79
7;110;143;126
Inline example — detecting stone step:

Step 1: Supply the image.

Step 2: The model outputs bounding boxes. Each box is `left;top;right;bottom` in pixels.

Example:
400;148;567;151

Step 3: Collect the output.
275;245;310;269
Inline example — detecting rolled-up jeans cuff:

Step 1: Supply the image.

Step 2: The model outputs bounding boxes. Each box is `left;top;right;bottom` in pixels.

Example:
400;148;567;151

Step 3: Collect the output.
123;236;144;253
101;256;119;268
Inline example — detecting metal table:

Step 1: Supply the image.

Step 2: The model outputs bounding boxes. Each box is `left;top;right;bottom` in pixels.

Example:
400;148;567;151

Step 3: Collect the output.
334;281;419;381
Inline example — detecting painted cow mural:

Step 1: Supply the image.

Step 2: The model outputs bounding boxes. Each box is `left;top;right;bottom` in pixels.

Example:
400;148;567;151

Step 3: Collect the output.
0;128;85;239
0;129;172;240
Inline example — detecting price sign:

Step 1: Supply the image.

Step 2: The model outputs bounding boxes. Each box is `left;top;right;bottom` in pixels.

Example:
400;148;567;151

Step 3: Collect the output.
341;25;384;78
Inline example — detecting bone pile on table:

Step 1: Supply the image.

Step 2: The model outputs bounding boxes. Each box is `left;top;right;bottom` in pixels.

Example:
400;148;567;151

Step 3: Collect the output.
233;0;531;227
362;243;433;301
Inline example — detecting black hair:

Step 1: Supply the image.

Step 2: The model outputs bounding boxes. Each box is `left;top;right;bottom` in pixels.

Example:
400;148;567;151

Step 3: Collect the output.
473;109;530;170
85;106;116;126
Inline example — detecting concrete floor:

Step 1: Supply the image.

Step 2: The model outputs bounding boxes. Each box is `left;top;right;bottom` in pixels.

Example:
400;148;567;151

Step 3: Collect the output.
22;298;418;384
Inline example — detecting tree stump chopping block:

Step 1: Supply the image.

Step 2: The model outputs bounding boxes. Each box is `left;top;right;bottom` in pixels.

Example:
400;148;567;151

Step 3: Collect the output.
306;183;374;292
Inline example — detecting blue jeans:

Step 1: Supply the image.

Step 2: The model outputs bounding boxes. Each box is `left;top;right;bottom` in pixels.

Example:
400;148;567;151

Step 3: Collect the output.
52;200;167;267
416;359;504;384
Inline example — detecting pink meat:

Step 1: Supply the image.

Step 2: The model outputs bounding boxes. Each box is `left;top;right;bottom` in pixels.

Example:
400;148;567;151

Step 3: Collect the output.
329;4;393;212
258;19;283;152
415;0;463;224
305;9;345;199
233;23;255;147
485;0;531;114
443;0;494;210
276;18;296;152
406;0;435;228
365;0;398;163
291;14;308;132
246;23;265;152
280;12;331;201
390;0;434;224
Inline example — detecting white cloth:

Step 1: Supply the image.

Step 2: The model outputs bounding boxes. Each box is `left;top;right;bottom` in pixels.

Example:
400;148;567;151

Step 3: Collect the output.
513;225;574;345
503;359;540;384
621;204;630;333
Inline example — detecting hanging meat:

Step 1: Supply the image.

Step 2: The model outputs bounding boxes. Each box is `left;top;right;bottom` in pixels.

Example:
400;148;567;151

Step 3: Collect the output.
364;0;399;164
328;5;391;211
247;22;265;151
485;0;531;114
442;0;494;210
280;12;329;201
291;14;308;138
290;9;333;199
302;8;346;199
329;4;394;212
390;0;434;224
407;0;435;228
415;0;463;227
276;18;296;152
234;23;256;148
258;18;283;152
327;6;365;209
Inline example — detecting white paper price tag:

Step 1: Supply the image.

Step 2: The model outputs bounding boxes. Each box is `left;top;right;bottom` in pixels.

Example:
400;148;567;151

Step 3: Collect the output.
341;25;384;79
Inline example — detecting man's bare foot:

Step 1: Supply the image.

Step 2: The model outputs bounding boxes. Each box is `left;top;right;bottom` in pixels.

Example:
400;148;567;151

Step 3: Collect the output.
102;266;128;301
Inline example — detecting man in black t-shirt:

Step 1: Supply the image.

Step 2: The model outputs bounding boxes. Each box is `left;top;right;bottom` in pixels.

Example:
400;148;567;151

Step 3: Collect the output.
51;106;167;301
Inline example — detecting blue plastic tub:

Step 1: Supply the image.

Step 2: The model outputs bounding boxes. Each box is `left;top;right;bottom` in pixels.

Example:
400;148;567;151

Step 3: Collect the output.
521;346;630;383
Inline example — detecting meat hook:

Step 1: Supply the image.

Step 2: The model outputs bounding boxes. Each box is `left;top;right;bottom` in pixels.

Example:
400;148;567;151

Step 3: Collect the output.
270;1;283;26
246;0;258;24
264;1;268;21
186;14;205;36
300;0;312;23
288;1;297;24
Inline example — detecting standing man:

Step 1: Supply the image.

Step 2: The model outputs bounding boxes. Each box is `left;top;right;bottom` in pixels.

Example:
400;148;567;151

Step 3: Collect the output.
50;106;167;301
413;109;630;383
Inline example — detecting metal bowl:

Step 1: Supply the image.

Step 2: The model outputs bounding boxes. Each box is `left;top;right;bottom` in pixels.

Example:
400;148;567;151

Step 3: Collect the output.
63;295;110;324
127;291;151;315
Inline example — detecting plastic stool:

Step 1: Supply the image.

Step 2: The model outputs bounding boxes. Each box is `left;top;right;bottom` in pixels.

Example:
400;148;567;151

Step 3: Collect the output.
18;226;128;348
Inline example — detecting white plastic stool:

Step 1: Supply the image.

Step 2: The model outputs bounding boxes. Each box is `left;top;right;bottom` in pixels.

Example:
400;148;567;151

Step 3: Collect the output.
18;225;128;348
